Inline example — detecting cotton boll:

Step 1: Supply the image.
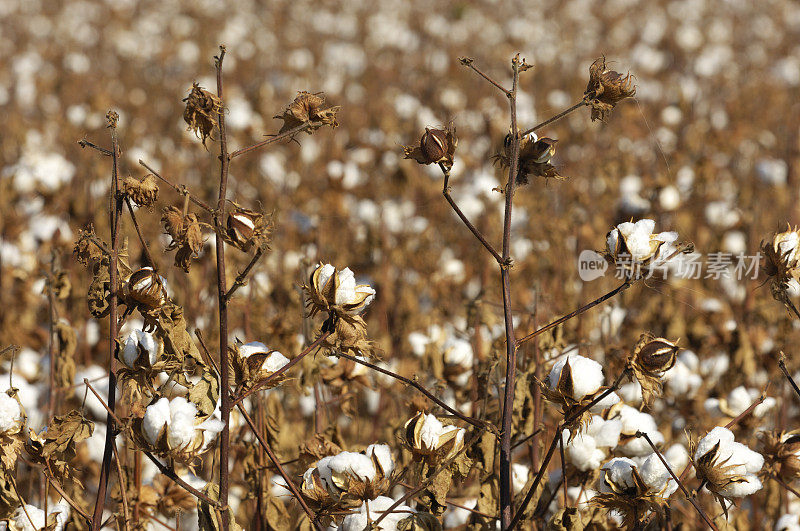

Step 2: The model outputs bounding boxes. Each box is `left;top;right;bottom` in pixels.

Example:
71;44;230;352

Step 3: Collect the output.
639;453;677;496
590;391;620;413
587;416;622;448
0;393;23;433
443;498;476;528
602;458;637;490
339;496;414;530
167;397;198;449
512;463;529;493
618;381;643;405
329;452;377;483
142;397;171;445
775;513;800;531
12;505;46;531
663;444;689;473
718;475;762;498
444;337;473;368
564;429;606;471
366;444;394;476
548;355;604;400
262;351;290;373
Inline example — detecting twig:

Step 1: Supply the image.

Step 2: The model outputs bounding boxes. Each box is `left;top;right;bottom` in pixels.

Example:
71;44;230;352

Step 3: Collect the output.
224;248;264;302
520;99;587;137
636;431;718;530
111;440;130;531
212;45;233;531
499;54;523;530
779;354;800;403
459;57;510;96
124;196;158;271
92;112;123;530
236;404;323;530
771;473;800;499
517;278;633;347
78;138;113;156
232;330;331;406
441;163;502;264
138;160;214;213
5;464;37;530
332;350;493;433
229;121;318;159
43;462;93;524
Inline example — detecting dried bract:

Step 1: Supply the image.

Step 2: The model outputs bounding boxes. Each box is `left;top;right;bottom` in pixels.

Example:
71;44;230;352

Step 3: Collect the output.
496;132;563;184
275;91;339;134
584;57;636;121
761;226;800;311
183;82;222;147
161;206;206;272
403;412;466;464
122;266;168;312
760;430;800;483
628;333;678;407
404;126;457;170
123;174;159;208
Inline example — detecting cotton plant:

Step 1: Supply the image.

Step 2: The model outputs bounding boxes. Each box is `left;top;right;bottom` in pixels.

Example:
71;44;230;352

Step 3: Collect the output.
605;218;687;278
337;496;416;531
302;444;394;507
591;454;678;528
137;396;224;461
229;340;290;392
541;354;619;436
691;426;764;512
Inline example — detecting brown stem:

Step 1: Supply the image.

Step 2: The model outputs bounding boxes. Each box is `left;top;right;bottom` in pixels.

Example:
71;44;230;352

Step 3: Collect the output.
92;113;123;530
460;57;510;96
517;279;633;347
499;55;522;530
636;431;718;531
111;440;130;531
779;354;800;402
138;160;214;213
78;138;113;156
46;263;58;420
441;164;503;264
520;100;587;137
232;330;331;406
236;404;322;529
124;196;158;271
212;45;233;531
229;121;317;159
224;248;264;302
43;463;93;525
332;350;491;433
5;464;37;529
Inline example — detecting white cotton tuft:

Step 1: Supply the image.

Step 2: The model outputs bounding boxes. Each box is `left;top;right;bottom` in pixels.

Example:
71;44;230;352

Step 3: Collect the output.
262;351;290;373
602;458;637;490
339;496;414;530
142;397;171;445
329;451;377;482
548;355;604;400
366;444;394;476
0;393;23;433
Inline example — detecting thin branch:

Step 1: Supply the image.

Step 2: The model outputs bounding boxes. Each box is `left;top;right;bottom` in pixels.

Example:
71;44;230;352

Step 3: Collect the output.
779;353;800;403
520;99;587;137
224;248;264;302
459;57;510;96
332;350;493;434
517;278;633;347
43;463;93;525
441;163;502;264
92;112;123;530
636;431;718;531
5;464;37;530
236;404;323;529
78;138;113;156
138;160;214;213
229;121;317;159
232;330;331;406
499;54;522;530
111;440;130;531
124;196;158;271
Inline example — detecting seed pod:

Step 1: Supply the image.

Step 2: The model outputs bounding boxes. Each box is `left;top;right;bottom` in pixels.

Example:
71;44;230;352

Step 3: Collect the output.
227;210;258;248
124;267;167;310
403;125;457;169
183;83;222;147
633;334;678;374
584;57;636;121
123;174;159;208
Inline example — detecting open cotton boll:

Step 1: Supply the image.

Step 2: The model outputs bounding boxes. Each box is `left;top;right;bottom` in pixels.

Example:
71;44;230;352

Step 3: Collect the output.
618;381;643;405
339;496;414;531
663;444;689;473
444;337;473;368
695;426;764;498
564;430;606;471
0;393;23;433
548;355;604;400
590;391;620;412
167;397;199;449
237;341;269;357
329;451;377;482
366;444;394;475
512;463;530;493
261;351;290;373
602;458;638;491
142;397;171;445
639;453;678;496
587;415;622;448
13;504;46;531
616;405;665;456
775;513;800;531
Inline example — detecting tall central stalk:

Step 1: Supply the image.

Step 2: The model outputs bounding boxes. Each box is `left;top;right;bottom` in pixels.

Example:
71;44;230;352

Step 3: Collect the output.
213;47;232;531
499;57;521;530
